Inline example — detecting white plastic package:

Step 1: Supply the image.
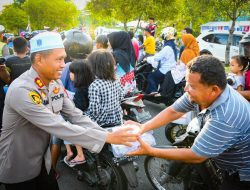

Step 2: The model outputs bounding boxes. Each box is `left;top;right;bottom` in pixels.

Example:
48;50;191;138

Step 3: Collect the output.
109;124;156;158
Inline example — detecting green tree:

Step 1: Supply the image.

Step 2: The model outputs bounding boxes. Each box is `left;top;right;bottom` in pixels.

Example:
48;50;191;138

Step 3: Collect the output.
180;0;250;64
86;0;177;32
23;0;79;30
0;4;28;33
14;0;27;5
213;0;250;65
176;0;217;35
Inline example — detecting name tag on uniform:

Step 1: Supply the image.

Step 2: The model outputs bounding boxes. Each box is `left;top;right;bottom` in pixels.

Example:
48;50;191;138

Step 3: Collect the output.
51;93;64;113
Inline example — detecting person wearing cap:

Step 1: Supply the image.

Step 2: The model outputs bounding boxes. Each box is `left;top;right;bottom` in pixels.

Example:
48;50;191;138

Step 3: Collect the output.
0;32;139;190
0;25;10;57
50;29;94;176
147;17;157;37
138;28;155;62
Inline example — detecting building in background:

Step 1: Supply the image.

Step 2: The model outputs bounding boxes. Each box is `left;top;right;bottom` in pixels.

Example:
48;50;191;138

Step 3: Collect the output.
201;20;250;33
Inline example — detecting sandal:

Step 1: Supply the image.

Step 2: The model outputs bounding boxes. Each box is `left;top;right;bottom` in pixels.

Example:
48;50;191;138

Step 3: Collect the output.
68;159;86;167
64;156;86;167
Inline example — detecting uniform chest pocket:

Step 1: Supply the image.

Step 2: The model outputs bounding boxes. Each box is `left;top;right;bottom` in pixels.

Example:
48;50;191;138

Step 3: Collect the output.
50;93;64;113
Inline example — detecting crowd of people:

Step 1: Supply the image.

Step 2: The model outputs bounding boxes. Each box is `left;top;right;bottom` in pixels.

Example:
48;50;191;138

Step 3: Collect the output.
0;17;249;190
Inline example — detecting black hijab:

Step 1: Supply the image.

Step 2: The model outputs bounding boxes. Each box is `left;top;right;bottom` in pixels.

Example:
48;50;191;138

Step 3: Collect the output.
108;31;136;73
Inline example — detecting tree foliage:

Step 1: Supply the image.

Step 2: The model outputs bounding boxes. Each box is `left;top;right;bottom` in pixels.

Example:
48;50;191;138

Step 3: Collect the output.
212;0;250;64
0;0;79;32
23;0;79;30
85;0;177;32
0;4;28;33
176;0;217;35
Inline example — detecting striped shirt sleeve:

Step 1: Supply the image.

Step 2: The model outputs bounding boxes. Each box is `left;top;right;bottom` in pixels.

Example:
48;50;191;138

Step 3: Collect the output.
191;119;240;158
171;93;194;113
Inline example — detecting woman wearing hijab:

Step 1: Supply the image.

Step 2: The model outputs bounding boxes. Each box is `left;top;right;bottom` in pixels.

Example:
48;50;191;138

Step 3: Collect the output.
145;27;177;94
108;31;137;95
160;33;200;97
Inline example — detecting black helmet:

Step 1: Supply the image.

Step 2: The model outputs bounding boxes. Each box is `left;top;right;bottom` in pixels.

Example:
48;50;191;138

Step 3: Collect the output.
239;32;250;58
63;29;93;59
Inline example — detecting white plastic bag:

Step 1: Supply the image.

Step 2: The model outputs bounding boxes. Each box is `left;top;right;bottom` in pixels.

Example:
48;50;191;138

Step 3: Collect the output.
109;124;156;158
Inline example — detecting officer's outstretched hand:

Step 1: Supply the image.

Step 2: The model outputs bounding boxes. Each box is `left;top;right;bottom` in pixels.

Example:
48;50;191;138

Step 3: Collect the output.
106;126;139;147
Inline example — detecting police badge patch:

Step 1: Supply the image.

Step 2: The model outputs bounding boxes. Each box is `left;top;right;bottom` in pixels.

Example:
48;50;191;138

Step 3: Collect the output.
29;91;42;105
34;77;44;88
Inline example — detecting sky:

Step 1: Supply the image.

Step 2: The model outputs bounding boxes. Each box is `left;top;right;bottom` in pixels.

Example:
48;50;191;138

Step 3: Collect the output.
0;0;88;11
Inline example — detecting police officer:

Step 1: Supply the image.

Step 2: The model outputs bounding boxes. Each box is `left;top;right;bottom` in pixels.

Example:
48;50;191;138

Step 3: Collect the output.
239;32;250;101
51;29;93;176
0;32;138;190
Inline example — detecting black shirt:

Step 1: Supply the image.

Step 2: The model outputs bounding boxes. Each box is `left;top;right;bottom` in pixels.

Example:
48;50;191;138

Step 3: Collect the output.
73;87;89;112
5;56;31;82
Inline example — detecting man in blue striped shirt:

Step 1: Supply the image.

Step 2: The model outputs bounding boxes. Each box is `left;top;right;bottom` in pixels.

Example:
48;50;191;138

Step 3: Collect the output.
128;55;250;189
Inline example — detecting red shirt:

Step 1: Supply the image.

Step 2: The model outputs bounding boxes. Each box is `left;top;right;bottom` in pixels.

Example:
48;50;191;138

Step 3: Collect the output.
147;24;157;36
245;70;250;90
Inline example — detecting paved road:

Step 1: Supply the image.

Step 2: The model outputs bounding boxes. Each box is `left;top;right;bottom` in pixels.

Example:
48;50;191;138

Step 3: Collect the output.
0;100;169;190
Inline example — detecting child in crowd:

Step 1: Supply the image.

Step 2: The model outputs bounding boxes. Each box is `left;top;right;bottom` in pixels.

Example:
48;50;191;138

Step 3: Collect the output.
64;59;94;167
137;34;144;62
95;34;109;50
228;55;248;91
86;49;125;127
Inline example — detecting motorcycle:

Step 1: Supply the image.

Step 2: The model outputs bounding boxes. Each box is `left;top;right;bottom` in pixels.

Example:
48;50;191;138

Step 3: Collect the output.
135;60;186;107
65;130;139;190
144;116;224;190
164;111;193;143
135;60;188;143
121;94;152;123
62;95;148;190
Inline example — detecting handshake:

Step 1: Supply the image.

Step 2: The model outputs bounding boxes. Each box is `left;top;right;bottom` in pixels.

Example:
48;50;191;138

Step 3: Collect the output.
108;124;156;157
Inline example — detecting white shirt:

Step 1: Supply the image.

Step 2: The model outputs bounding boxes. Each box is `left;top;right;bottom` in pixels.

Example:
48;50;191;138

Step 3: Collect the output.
171;61;186;84
147;46;176;74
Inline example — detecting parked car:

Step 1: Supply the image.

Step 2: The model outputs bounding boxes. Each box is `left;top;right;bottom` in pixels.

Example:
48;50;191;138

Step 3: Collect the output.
196;31;245;62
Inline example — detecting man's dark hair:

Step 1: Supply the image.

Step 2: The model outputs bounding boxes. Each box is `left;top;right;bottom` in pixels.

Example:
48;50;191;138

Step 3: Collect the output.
87;49;116;81
149;17;154;21
184;27;193;34
69;59;94;88
187;55;227;90
30;50;53;64
13;37;28;54
200;49;212;56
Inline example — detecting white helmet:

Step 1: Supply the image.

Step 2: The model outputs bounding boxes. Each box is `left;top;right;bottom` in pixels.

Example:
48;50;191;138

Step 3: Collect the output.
161;27;176;41
175;117;201;142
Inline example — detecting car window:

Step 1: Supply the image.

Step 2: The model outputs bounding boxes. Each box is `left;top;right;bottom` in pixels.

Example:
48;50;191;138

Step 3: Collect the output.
233;35;242;47
202;34;214;42
213;34;228;45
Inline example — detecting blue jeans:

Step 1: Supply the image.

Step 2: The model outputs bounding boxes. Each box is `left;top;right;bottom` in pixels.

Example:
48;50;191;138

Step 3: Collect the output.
146;69;165;94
